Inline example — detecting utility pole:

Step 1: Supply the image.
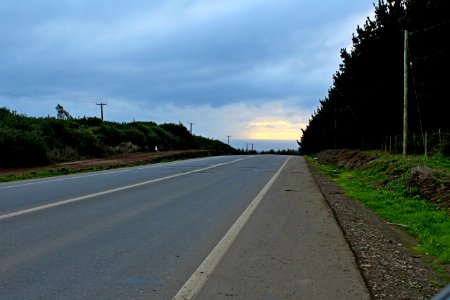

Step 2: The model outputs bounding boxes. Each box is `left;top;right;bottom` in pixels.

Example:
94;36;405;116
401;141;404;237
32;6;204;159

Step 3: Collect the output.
96;102;107;121
226;135;231;146
188;122;194;135
403;30;409;156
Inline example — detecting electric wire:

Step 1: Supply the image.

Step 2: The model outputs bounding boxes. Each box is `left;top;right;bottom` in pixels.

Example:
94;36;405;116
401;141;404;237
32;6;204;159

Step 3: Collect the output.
406;34;425;146
410;19;450;35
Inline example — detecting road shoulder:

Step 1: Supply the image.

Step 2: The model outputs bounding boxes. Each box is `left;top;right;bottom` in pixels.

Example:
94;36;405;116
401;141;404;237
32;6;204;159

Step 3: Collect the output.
309;158;448;299
196;156;370;299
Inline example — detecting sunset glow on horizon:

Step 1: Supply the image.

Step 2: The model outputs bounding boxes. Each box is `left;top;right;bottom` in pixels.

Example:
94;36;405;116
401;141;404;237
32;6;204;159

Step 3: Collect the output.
244;120;305;140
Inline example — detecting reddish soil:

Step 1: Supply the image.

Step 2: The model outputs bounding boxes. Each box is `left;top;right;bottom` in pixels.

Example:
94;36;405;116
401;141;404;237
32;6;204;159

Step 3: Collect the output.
315;149;377;169
0;150;208;176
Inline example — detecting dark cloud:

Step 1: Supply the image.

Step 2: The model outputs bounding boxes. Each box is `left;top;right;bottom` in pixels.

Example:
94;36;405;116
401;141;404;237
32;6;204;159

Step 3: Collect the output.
0;0;375;138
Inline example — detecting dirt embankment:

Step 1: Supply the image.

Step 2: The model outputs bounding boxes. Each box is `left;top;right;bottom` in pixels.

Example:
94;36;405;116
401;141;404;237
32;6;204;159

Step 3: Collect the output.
314;149;450;209
307;150;450;299
314;149;378;169
0;150;209;177
310;166;448;299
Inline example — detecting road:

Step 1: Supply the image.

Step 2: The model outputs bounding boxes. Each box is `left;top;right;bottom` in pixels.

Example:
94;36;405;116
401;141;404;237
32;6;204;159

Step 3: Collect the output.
0;155;369;299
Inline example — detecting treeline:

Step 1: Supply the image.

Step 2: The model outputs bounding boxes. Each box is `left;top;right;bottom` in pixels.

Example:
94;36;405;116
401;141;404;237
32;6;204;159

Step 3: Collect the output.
259;149;299;155
300;0;450;155
0;107;236;167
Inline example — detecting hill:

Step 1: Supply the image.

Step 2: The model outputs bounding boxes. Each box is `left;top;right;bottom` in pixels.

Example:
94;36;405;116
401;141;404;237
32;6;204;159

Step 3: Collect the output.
0;106;236;168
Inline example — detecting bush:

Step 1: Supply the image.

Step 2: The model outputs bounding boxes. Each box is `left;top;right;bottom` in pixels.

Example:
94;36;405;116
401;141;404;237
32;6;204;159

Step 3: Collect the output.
97;123;124;147
159;123;196;149
0;106;238;167
0;128;48;167
123;127;146;148
441;142;450;157
74;126;104;157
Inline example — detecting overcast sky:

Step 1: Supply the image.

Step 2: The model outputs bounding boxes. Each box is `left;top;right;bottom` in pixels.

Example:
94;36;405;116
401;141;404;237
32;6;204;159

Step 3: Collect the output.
0;0;375;141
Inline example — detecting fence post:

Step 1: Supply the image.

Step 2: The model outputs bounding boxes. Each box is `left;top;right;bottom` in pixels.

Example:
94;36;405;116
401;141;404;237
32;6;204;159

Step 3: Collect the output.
394;135;398;153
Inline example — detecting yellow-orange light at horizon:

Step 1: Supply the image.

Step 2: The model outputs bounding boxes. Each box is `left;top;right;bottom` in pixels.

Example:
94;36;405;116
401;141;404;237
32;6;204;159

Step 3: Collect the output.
245;120;306;140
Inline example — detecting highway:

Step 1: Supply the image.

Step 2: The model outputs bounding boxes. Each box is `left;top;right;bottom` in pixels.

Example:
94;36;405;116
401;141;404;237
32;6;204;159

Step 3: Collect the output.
0;155;286;299
0;155;368;299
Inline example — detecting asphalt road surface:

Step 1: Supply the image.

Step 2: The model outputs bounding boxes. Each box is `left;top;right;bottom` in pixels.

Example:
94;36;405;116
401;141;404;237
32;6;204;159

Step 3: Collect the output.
0;155;369;299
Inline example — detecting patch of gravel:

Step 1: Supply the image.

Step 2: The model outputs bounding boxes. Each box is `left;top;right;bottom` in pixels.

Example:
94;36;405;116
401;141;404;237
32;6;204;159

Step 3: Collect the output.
308;161;449;299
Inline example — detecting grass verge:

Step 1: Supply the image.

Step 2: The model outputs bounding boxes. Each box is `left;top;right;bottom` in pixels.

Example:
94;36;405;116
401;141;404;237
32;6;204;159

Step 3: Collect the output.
0;151;215;183
307;153;450;266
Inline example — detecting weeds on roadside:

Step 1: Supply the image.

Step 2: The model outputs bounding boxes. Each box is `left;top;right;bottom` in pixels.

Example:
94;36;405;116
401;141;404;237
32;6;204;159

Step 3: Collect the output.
307;153;450;265
0;152;213;183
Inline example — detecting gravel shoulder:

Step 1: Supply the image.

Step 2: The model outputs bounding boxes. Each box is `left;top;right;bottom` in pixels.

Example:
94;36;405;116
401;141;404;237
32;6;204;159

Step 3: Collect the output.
196;156;370;299
307;159;449;299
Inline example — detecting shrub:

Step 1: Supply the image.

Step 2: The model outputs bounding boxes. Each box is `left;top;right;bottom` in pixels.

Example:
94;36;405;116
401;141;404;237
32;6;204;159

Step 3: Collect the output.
0;128;48;167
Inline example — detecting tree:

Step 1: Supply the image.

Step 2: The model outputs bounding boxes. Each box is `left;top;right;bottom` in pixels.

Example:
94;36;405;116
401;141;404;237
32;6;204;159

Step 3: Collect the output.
300;0;450;155
56;104;72;120
300;0;416;154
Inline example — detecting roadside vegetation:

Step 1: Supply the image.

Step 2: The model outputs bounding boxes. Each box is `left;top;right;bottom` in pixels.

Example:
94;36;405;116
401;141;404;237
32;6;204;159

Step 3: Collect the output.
259;149;299;155
307;150;450;266
0;150;211;183
0;106;236;169
299;1;449;155
297;0;450;282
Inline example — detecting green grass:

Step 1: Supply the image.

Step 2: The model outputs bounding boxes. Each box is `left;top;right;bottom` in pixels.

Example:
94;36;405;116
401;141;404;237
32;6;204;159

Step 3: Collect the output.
307;153;450;265
0;166;109;182
340;170;450;263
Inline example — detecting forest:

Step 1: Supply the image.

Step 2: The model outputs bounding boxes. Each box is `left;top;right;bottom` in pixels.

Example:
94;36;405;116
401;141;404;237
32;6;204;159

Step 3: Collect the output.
299;0;450;155
0;106;235;167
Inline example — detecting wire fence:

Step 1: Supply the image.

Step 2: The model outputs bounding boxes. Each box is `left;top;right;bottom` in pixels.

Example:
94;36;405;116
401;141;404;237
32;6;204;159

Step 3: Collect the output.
381;129;450;156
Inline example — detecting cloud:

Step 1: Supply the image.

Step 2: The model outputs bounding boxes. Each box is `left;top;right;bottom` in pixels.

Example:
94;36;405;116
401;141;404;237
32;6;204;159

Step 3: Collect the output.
0;0;376;139
101;98;311;140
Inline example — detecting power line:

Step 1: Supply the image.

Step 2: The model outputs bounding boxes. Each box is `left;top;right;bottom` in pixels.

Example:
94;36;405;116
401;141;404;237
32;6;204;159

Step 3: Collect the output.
403;30;409;156
0;91;31;98
410;19;450;35
406;38;425;145
0;92;99;105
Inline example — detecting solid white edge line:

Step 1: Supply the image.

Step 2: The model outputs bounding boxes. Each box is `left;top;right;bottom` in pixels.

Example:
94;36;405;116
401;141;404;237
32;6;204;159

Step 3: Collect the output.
172;156;292;300
0;156;253;221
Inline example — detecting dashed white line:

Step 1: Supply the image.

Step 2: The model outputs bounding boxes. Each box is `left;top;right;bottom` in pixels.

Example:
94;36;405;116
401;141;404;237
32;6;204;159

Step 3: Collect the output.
0;156;252;221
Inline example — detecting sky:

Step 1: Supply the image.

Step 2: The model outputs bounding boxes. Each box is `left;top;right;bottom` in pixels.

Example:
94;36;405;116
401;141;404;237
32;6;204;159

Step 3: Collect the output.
0;0;376;143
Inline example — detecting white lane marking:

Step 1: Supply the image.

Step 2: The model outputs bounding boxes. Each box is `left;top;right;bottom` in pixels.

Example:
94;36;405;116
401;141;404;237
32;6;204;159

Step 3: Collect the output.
0;169;135;189
0;156;253;221
0;156;233;190
172;156;291;300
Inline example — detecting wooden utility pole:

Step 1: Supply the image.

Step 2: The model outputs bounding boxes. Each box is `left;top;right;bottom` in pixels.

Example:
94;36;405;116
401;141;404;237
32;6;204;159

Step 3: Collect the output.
403;30;409;156
226;135;231;146
188;122;194;135
96;102;107;121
